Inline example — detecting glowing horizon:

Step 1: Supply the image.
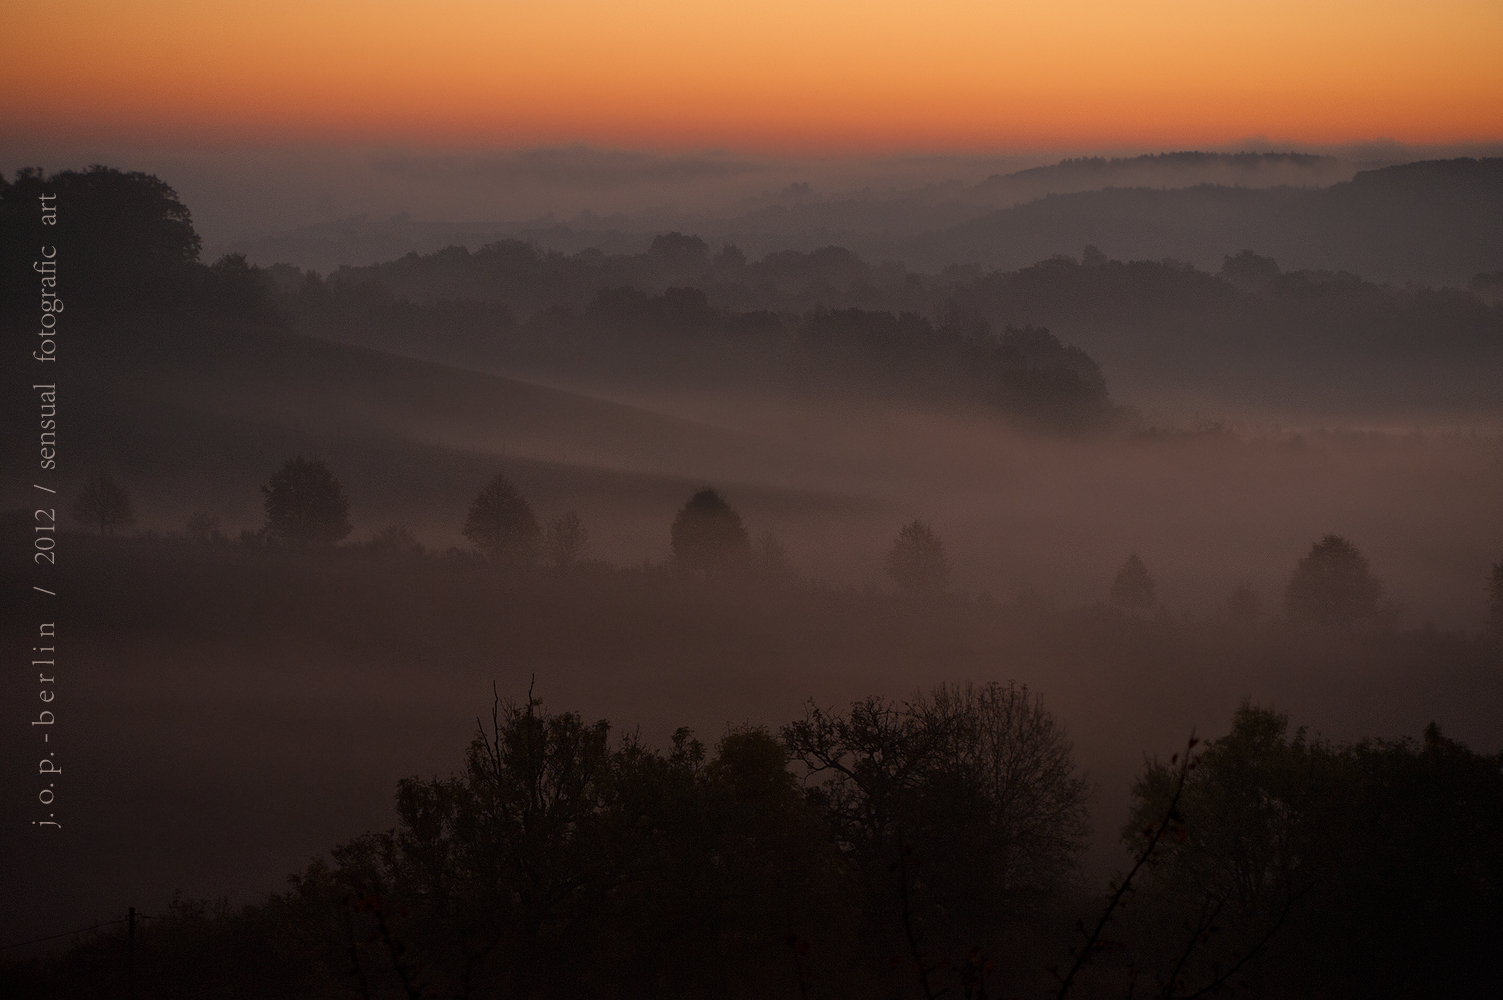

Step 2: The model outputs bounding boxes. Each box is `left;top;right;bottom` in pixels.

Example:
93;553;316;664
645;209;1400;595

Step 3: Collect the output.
4;0;1501;153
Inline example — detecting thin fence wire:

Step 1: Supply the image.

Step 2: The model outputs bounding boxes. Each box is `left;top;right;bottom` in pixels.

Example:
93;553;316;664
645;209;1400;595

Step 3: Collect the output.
1;915;155;952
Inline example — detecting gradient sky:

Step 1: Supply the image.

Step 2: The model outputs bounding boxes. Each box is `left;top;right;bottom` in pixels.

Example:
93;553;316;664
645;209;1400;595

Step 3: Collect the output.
4;0;1501;151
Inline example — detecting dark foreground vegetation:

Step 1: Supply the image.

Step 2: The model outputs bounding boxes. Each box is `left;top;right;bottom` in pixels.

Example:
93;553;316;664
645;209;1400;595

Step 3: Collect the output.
2;530;1502;999
5;678;1501;1000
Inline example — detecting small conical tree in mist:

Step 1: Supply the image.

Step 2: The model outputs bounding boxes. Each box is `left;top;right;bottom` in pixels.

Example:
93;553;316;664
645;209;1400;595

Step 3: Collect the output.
1111;553;1156;609
73;473;135;536
886;520;950;594
262;457;351;545
670;488;749;574
464;472;541;565
1283;535;1382;629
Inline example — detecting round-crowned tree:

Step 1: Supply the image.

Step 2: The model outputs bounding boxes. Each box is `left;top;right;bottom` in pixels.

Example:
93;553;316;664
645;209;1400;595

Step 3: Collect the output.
670;488;750;574
783;680;1089;932
464;472;541;564
73;473;135;536
1283;535;1383;628
886;520;950;594
262;457;351;545
1111;553;1157;609
2;166;202;320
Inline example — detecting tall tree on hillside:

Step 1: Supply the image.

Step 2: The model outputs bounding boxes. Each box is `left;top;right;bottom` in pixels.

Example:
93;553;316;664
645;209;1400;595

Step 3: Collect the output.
670;488;749;574
464;472;541;565
1124;705;1503;998
0;166;201;317
784;681;1089;986
262;457;352;546
1111;553;1156;609
1283;535;1383;628
886;520;950;594
72;474;135;536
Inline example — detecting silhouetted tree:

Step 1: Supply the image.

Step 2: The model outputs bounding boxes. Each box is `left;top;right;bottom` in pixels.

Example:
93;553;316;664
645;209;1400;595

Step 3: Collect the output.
463;473;541;565
670;488;749;574
886;520;950;594
917;682;1091;900
711;243;747;275
261;457;351;546
784;681;1089;992
72;473;135;536
293;687;843;998
543;511;588;568
1124;705;1503;998
1;165;201;318
1111;553;1156;609
1117;708;1317;997
206;252;277;319
645;232;711;277
1283;535;1382;628
1219;249;1282;294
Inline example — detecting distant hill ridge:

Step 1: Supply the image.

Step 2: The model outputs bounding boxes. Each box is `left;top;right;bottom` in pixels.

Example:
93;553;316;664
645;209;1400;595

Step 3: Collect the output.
973;151;1354;200
932;157;1503;284
214;154;1494;283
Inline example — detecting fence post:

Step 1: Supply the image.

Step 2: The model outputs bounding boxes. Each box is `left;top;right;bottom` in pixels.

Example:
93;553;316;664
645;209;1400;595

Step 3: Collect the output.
127;907;135;992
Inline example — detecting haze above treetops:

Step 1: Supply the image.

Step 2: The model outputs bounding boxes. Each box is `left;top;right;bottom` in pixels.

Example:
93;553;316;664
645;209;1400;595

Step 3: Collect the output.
4;0;1501;149
7;0;1500;267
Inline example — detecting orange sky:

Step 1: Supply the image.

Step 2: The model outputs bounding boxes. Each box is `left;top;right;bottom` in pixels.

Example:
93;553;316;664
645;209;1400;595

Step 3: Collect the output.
3;0;1501;151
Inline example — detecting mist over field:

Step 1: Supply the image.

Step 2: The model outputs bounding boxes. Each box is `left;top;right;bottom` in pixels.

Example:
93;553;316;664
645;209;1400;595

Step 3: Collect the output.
3;152;1502;997
9;140;1501;275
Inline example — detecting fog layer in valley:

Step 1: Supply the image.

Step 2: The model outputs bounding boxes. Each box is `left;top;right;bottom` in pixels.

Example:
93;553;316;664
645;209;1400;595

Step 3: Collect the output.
1;156;1500;996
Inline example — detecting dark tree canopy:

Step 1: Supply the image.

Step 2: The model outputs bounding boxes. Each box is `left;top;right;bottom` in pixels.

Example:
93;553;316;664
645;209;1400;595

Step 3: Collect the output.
1219;248;1282;293
645;231;712;276
261;457;352;546
1;165;278;323
463;472;541;564
285;690;842;998
1111;553;1156;609
0;165;201;316
1126;705;1503;998
287;238;1121;432
1283;535;1383;628
886;519;950;594
783;681;1089;935
72;473;135;536
670;488;749;573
